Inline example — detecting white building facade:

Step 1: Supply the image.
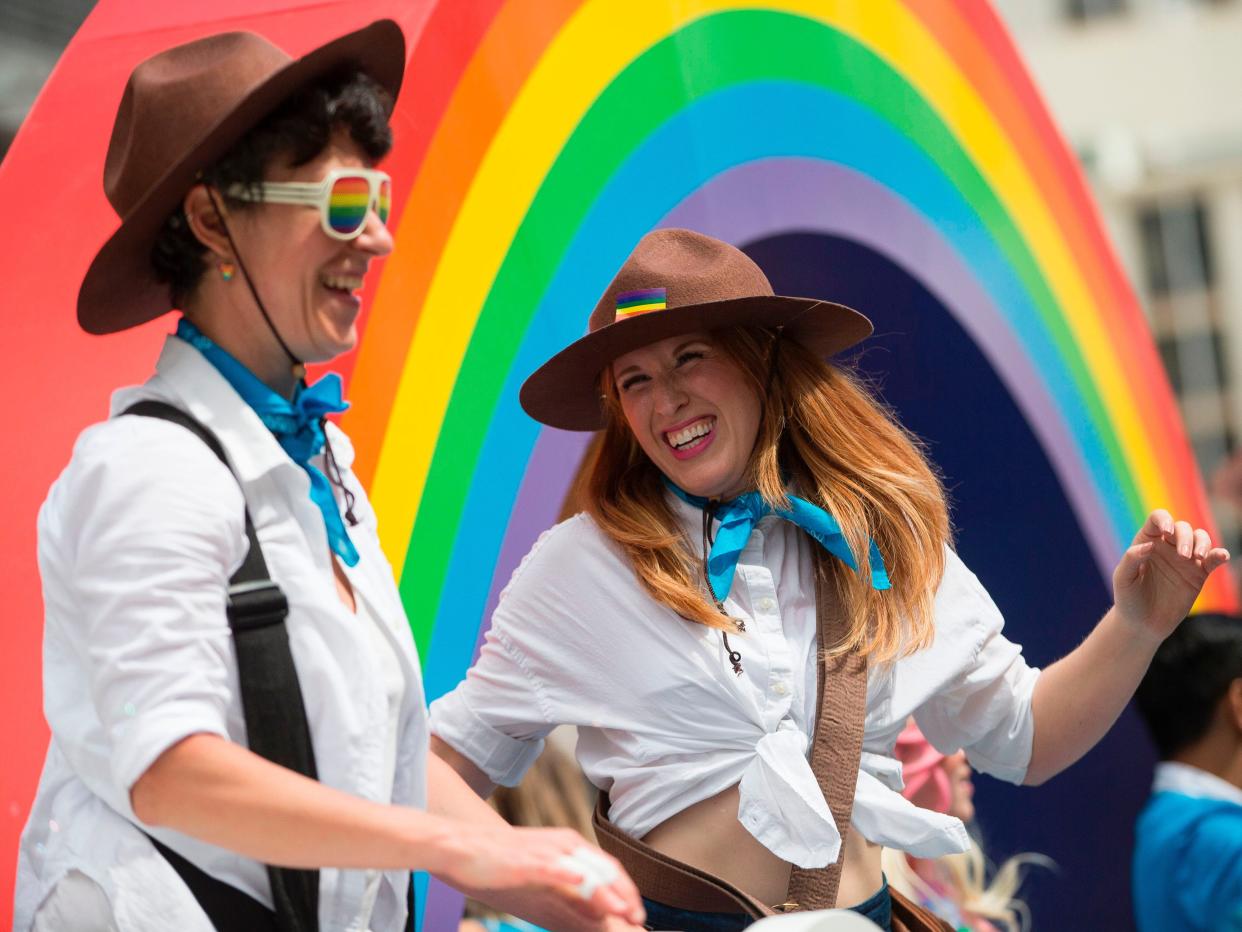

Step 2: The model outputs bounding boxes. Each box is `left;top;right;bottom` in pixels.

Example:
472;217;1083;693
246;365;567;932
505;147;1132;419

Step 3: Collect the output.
993;0;1242;551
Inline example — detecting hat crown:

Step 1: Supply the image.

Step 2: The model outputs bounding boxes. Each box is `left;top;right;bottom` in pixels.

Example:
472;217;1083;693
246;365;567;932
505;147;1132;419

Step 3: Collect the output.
103;32;292;217
588;228;775;333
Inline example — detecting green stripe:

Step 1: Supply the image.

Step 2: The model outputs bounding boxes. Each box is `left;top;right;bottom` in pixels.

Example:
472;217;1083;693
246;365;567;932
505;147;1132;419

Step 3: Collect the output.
400;10;1135;654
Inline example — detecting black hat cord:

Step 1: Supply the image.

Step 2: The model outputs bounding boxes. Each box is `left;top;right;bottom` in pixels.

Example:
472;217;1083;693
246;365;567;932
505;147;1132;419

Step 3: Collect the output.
701;500;745;675
203;186;357;528
205;186;304;380
698;327;790;676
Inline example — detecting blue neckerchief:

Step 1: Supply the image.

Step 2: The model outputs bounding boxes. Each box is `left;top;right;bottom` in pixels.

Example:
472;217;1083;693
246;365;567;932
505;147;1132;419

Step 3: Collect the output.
666;480;890;602
176;318;358;566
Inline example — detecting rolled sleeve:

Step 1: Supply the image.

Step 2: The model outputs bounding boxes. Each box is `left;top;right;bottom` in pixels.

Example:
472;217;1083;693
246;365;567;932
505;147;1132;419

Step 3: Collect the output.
430;525;583;787
910;550;1041;785
43;417;247;796
429;687;546;788
429;626;554;786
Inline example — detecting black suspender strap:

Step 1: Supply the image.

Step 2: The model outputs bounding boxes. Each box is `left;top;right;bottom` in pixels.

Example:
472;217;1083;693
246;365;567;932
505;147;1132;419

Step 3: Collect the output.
124;400;319;932
148;835;281;931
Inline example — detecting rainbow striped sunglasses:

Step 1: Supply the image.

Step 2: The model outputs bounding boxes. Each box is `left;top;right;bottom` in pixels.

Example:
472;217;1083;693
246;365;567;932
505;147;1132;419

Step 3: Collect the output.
226;168;391;241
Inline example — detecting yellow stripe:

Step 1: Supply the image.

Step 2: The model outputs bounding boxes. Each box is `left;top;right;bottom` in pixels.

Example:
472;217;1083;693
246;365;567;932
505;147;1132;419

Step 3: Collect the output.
615;302;667;318
369;0;1165;573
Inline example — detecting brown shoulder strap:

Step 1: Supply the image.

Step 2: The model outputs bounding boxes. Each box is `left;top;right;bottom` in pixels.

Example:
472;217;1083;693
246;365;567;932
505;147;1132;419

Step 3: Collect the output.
785;555;869;910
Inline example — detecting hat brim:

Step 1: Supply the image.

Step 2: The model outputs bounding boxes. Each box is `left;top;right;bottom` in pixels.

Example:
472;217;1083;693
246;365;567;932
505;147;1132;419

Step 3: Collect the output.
77;19;405;335
519;294;873;431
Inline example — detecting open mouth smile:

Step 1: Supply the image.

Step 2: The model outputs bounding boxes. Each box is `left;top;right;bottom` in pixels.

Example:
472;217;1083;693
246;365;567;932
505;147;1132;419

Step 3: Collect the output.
664;416;716;459
320;272;364;295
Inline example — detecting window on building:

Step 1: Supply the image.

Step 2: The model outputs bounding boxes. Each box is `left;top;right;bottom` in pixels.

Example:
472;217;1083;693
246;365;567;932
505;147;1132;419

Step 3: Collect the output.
1065;0;1127;22
1140;199;1214;296
1139;194;1239;553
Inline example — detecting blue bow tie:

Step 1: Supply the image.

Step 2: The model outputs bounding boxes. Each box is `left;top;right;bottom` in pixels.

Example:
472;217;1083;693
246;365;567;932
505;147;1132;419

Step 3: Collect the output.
667;481;890;602
176;318;358;566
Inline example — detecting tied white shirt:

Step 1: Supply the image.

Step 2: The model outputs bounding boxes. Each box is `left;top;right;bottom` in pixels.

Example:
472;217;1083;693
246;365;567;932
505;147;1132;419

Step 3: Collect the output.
430;498;1039;868
16;336;429;932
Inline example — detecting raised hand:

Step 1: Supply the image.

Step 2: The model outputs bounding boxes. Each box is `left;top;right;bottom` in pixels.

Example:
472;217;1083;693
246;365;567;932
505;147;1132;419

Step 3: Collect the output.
1113;509;1230;643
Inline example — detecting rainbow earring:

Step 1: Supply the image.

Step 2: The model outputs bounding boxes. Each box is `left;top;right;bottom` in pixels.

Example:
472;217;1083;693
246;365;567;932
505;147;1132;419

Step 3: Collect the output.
219;260;236;282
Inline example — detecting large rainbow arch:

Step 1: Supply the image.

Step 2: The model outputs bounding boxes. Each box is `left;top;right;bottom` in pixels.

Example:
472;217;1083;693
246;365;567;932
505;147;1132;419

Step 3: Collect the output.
1;0;1232;926
352;0;1231;691
348;5;1234;921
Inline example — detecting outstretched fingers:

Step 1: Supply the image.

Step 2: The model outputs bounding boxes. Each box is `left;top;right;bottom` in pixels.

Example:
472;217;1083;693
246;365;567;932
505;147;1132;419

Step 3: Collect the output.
1133;509;1174;546
1204;547;1231;575
1131;510;1230;572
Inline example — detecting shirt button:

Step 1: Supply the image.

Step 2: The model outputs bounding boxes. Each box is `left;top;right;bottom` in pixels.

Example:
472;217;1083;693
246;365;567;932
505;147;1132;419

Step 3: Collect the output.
772;681;789;696
759;597;776;613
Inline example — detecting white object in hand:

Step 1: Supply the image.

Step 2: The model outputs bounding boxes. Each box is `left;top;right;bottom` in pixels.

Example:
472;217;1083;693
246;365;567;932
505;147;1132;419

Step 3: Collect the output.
555;846;621;900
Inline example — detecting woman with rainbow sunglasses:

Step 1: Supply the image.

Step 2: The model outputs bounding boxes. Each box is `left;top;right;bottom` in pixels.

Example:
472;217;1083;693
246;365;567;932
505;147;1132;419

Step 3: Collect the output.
429;228;1230;931
15;22;643;932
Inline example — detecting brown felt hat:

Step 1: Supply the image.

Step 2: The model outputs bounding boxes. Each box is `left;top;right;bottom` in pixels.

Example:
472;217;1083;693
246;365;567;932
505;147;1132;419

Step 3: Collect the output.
519;228;873;431
77;20;405;335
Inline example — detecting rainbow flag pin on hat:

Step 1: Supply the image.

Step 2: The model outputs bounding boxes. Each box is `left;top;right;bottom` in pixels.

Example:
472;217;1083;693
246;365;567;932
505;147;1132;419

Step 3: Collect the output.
614;287;667;320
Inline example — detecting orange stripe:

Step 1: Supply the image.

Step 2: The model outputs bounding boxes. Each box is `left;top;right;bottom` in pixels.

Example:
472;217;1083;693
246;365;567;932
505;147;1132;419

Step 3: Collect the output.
615;303;667;318
343;0;584;486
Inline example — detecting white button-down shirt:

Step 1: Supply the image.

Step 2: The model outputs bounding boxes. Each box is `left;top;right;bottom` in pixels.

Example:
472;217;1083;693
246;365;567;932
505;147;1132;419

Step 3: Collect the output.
430;498;1039;868
16;336;429;932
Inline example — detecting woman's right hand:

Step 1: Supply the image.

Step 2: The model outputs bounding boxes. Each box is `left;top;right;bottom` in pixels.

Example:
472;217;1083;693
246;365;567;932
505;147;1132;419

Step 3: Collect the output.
429;821;645;926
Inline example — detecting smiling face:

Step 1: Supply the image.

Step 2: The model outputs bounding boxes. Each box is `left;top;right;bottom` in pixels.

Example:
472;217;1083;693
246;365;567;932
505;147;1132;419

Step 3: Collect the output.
202;130;394;385
611;330;763;499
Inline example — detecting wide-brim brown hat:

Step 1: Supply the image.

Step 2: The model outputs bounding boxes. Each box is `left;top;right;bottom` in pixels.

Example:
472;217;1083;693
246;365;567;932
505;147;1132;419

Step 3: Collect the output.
78;19;405;335
519;228;874;431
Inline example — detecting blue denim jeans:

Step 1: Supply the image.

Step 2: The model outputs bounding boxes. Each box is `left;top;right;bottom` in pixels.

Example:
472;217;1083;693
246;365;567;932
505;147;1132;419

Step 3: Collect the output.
641;878;892;932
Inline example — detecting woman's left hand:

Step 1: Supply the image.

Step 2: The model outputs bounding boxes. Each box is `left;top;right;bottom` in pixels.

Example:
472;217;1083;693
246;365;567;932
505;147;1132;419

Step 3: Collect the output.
1113;509;1230;643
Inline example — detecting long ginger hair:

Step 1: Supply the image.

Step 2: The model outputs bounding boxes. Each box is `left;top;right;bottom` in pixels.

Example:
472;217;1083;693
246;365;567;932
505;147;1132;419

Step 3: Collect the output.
582;325;950;661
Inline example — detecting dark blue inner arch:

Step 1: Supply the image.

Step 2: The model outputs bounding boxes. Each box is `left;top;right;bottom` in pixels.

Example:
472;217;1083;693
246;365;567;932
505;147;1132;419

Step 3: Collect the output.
744;232;1150;930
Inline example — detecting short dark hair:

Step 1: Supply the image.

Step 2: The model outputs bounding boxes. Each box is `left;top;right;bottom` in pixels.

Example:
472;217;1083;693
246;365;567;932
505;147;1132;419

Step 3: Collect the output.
1135;613;1242;759
150;66;394;306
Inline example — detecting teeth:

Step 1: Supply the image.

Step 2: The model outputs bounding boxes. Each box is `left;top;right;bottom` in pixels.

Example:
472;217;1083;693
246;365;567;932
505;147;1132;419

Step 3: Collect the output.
321;273;364;291
666;417;714;448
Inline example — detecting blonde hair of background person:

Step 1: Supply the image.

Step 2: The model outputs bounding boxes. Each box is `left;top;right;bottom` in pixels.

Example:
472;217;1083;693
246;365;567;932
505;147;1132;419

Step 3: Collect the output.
882;721;1051;932
882;846;1046;932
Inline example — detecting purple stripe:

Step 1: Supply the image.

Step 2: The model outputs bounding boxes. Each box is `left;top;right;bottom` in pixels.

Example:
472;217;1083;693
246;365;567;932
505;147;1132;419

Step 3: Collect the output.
658;157;1114;576
472;427;593;662
618;287;666;302
616;288;667;309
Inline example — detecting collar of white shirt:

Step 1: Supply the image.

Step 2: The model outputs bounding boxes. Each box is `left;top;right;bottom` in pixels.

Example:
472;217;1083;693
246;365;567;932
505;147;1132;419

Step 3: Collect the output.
109;334;355;486
1153;761;1242;806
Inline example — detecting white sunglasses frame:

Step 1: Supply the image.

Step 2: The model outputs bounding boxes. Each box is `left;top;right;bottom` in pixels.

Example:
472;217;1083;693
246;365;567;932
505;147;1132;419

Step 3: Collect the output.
225;167;392;241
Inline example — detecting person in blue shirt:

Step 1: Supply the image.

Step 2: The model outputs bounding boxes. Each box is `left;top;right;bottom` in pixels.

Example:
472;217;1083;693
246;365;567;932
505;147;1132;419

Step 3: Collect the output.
1133;613;1242;930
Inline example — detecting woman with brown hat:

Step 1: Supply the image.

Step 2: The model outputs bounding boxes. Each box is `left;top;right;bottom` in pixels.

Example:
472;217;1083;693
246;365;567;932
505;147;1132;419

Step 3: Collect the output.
15;22;642;932
429;228;1230;931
